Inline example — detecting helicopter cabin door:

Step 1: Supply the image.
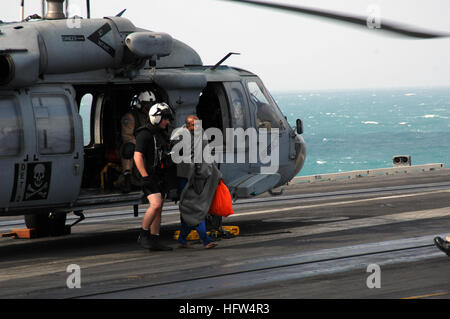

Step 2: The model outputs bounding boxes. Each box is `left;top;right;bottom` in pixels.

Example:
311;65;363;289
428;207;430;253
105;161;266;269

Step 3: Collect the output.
2;86;84;211
0;92;27;210
196;82;255;182
219;81;253;182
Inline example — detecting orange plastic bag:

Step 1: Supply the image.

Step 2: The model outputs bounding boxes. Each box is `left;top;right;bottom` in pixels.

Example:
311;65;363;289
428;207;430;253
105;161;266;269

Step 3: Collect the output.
209;180;234;217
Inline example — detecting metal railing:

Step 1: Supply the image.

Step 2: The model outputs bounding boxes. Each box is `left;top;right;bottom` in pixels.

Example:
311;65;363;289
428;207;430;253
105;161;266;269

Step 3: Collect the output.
294;163;446;183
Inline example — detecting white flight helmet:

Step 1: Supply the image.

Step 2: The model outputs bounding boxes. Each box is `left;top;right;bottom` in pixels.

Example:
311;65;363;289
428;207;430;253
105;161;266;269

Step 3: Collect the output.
136;91;156;110
149;102;173;125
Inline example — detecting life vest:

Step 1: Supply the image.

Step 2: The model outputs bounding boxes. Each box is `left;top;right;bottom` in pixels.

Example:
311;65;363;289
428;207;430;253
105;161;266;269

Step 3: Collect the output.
135;124;171;171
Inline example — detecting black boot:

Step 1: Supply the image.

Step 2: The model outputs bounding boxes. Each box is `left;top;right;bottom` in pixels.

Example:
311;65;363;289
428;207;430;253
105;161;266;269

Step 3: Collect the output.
149;234;173;251
434;237;450;256
137;229;152;249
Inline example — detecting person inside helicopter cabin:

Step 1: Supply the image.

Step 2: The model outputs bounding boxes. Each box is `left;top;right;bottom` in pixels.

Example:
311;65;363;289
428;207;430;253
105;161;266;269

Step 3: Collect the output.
118;90;156;193
134;102;175;251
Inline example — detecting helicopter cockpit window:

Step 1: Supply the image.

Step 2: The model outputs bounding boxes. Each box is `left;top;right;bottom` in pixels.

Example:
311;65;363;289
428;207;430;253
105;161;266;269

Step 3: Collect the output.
32;95;75;155
0;96;22;157
230;88;246;128
247;80;286;130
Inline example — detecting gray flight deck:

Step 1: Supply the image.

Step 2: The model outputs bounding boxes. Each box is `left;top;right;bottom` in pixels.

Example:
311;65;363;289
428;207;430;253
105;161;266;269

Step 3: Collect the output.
1;166;450;299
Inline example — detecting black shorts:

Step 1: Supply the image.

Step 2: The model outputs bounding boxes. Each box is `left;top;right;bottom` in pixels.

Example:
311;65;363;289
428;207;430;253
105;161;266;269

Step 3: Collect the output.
142;174;166;198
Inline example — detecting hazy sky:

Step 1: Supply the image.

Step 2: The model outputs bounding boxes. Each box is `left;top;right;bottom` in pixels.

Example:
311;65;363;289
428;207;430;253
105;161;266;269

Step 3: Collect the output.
3;0;450;92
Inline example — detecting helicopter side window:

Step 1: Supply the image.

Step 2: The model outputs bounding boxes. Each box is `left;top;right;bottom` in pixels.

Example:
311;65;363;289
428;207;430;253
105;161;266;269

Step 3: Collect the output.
247;80;286;130
197;84;225;132
79;93;93;146
0;96;23;157
230;88;246;128
32;95;75;155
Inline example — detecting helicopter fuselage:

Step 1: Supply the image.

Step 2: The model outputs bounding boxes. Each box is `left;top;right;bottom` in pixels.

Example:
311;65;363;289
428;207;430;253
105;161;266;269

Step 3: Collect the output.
0;16;305;234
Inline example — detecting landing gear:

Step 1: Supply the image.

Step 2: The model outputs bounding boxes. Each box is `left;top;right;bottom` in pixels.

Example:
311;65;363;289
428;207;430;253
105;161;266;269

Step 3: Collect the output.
24;211;69;237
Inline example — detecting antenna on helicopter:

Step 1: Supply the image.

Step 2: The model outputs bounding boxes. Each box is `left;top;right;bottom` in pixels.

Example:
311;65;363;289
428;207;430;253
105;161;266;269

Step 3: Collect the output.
116;9;127;17
65;0;69;16
41;0;46;18
20;0;25;21
211;52;240;70
86;0;91;18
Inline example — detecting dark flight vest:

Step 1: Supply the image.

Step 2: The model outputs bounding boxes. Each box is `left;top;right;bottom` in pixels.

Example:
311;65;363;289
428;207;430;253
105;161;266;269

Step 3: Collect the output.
135;124;178;200
135;124;170;171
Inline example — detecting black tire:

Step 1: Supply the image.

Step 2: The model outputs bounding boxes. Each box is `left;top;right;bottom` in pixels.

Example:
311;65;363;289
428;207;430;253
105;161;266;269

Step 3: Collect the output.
24;212;68;237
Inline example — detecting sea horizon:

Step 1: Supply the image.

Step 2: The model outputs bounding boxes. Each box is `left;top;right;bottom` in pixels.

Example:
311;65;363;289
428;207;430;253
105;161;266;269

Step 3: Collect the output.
273;87;450;177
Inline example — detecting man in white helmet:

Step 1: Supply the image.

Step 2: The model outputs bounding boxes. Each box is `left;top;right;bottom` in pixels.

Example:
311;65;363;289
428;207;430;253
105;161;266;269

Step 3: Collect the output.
118;91;156;193
134;102;175;251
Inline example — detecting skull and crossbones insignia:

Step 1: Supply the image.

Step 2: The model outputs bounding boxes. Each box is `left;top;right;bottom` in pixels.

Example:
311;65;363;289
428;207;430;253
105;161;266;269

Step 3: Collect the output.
25;163;49;200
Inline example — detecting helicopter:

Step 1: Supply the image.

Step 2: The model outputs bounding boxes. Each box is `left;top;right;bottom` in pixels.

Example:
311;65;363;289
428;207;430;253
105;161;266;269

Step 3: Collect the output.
0;0;447;236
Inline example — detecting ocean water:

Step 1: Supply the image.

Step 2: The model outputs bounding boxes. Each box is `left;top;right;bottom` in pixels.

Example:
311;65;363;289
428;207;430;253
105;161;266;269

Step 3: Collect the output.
80;87;450;177
273;87;450;177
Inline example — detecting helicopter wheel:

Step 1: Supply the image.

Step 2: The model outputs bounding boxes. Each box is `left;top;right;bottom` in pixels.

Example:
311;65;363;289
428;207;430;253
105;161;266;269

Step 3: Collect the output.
24;211;68;237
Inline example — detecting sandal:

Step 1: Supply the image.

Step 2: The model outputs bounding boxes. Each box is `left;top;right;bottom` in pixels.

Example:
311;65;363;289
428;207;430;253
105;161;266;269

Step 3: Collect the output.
204;242;218;249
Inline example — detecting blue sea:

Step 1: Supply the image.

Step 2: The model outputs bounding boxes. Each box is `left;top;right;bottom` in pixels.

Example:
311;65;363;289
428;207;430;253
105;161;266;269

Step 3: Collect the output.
273;87;450;177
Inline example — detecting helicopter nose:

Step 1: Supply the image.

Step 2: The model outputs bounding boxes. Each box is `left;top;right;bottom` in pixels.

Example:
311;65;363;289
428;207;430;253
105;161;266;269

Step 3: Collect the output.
292;134;306;177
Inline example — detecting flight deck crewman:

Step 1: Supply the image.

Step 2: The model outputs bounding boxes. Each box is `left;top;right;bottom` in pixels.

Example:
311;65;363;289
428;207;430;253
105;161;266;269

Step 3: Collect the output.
134;102;174;251
119;91;156;193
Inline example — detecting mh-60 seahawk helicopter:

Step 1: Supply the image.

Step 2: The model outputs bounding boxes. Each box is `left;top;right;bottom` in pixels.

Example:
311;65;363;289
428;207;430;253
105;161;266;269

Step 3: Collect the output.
0;0;307;236
0;0;446;236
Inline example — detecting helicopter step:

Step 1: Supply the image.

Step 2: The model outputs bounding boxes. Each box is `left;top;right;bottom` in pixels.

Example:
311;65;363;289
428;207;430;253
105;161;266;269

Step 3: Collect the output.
227;173;281;198
56;189;144;213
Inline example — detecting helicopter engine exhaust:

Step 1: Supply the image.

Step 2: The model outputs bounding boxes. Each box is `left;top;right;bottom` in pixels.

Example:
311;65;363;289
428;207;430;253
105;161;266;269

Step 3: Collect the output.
45;0;66;20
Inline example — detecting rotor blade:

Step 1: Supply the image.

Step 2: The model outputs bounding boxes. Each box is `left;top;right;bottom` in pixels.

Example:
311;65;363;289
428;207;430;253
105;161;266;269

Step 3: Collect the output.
223;0;450;39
